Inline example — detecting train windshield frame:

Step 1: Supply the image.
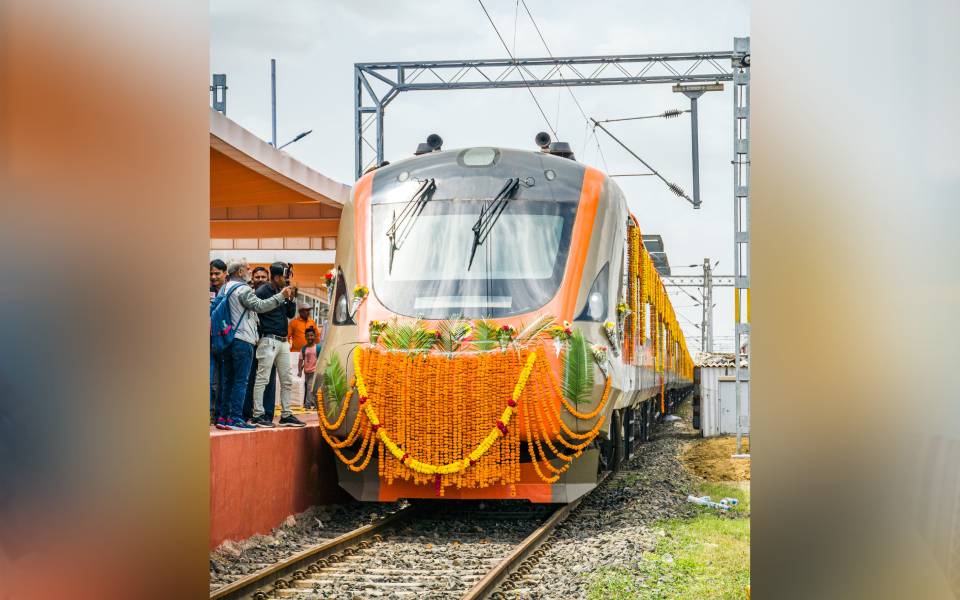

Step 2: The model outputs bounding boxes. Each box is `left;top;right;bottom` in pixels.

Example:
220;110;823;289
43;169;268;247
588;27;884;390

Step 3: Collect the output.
371;196;578;319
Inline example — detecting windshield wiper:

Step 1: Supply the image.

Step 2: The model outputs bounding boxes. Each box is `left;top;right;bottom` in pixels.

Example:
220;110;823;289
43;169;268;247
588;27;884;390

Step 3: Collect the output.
467;177;520;271
386;178;437;273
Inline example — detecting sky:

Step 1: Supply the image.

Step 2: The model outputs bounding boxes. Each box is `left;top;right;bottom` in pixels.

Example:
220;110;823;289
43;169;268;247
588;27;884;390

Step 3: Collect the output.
210;0;750;351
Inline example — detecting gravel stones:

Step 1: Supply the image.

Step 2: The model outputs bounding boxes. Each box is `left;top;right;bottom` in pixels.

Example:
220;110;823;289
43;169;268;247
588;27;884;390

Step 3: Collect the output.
264;502;553;599
496;403;699;599
210;402;700;599
209;501;404;592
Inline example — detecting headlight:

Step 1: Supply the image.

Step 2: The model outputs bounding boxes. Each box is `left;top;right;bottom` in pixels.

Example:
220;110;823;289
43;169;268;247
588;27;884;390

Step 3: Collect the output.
588;291;604;321
576;262;609;322
335;294;349;323
331;267;356;326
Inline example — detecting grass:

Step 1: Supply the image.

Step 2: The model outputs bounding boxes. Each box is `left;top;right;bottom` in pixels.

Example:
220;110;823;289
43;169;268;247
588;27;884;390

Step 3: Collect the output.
586;482;750;600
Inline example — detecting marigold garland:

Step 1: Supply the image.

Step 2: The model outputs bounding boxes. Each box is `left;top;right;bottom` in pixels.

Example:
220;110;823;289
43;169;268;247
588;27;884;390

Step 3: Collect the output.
625;220;641;363
354;349;533;489
318;255;698;492
319;341;620;491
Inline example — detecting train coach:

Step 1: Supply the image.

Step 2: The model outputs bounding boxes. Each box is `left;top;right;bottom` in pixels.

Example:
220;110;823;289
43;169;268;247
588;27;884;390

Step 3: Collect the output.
315;134;694;504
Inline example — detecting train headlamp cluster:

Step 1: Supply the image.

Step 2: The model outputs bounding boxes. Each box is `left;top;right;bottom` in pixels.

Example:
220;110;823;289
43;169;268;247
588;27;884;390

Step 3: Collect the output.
576;263;610;322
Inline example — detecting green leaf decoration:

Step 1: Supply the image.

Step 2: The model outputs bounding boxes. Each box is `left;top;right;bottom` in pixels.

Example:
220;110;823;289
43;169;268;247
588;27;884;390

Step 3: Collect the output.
471;319;501;351
436;316;471;353
378;319;436;353
563;330;595;406
515;314;557;345
323;353;348;420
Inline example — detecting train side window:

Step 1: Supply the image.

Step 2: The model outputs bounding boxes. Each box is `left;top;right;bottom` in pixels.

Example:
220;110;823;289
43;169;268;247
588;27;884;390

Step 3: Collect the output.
331;268;355;326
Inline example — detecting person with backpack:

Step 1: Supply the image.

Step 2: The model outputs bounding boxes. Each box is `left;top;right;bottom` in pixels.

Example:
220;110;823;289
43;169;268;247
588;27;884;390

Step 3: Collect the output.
209;259;228;425
212;259;294;431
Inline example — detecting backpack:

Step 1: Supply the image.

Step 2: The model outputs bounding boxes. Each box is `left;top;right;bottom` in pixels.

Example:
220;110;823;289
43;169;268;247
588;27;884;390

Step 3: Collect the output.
301;342;320;362
210;283;249;354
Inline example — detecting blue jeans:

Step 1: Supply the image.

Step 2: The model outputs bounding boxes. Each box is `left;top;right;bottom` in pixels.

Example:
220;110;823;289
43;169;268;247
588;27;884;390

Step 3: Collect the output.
209;351;220;420
218;340;255;421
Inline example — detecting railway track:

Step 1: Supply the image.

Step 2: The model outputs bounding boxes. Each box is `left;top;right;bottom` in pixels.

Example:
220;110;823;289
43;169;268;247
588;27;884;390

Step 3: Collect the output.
209;502;557;600
209;399;693;600
210;490;602;600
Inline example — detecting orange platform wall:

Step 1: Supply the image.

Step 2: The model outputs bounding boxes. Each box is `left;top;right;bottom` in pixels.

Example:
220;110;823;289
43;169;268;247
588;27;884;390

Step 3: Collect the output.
209;426;348;549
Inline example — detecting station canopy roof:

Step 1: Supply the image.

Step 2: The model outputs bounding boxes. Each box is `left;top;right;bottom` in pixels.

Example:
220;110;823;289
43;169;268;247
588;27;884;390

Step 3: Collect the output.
642;234;671;276
210;108;350;209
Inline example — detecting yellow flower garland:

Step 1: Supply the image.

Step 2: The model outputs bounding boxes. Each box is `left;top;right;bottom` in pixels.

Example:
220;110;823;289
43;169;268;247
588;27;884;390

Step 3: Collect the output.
353;350;536;478
318;305;694;492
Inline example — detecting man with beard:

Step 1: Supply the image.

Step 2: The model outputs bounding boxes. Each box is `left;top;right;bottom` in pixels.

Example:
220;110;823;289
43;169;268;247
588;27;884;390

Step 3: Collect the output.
250;262;305;428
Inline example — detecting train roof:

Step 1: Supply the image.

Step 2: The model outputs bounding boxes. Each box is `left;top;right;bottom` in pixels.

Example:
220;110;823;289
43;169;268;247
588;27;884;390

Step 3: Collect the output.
370;146;594;203
376;146;587;178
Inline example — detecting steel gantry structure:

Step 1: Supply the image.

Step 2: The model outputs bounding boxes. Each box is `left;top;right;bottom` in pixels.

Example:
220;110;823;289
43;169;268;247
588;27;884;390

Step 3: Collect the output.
664;269;735;353
354;42;749;178
353;37;751;451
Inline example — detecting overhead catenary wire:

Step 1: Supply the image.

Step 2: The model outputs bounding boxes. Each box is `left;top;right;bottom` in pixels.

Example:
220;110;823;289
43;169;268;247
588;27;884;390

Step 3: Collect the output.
476;0;557;138
664;281;703;305
675;311;701;329
519;0;602;159
596;109;690;123
590;118;698;207
484;1;698;209
588;127;611;174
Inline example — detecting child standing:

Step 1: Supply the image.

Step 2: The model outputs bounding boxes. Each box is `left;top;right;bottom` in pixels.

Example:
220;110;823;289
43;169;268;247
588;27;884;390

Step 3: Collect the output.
298;327;321;410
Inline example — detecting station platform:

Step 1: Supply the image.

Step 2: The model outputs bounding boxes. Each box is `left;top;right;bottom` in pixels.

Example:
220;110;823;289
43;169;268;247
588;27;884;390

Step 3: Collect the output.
209;411;348;549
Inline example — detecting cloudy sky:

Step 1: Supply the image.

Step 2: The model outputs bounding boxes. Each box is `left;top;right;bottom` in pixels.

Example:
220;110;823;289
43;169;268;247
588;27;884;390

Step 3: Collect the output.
210;0;750;350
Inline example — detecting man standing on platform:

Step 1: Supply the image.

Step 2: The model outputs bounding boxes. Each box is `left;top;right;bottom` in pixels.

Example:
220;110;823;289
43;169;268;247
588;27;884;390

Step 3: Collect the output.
250;266;269;289
216;260;294;431
288;302;318;352
250;262;306;428
242;265;277;422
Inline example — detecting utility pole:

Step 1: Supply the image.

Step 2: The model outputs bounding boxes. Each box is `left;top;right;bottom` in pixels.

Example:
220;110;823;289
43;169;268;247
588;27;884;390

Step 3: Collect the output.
701;258;714;352
270;59;277;147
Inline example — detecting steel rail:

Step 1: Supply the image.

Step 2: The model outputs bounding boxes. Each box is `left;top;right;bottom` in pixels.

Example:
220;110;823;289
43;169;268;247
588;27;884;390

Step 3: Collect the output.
460;472;611;600
209;505;416;600
459;501;576;600
212;462;625;599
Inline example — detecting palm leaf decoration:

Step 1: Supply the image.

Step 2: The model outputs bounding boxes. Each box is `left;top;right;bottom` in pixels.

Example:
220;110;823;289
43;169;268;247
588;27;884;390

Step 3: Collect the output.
436;316;471;353
562;330;594;406
378;319;436;353
471;319;501;351
515;314;557;345
322;353;348;420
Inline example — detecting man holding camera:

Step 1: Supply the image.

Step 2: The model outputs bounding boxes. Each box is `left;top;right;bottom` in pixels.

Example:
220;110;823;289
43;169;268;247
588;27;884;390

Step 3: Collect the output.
250;262;306;428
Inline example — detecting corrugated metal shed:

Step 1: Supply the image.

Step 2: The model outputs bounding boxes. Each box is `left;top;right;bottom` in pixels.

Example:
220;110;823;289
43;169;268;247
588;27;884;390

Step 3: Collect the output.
696;352;749;437
694;352;749;368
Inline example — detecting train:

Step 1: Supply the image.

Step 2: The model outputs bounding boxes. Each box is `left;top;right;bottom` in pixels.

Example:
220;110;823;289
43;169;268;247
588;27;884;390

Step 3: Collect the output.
315;134;694;504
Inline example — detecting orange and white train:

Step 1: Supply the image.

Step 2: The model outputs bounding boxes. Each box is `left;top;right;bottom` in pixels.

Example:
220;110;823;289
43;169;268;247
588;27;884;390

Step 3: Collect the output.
316;135;694;504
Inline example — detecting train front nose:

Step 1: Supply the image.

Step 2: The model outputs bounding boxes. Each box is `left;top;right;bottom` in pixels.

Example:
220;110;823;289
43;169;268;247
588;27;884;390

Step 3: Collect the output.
364;148;585;322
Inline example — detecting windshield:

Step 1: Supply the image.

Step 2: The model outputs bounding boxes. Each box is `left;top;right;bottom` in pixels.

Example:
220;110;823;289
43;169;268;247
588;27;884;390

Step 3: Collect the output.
372;197;577;318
